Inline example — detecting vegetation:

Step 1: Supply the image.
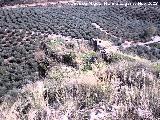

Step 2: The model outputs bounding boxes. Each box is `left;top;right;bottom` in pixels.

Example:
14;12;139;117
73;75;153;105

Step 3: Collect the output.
144;25;157;38
0;1;160;120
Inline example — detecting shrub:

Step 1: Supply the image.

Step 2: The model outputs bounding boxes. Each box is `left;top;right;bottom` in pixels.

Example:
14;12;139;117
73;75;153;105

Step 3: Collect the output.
144;25;157;38
62;52;77;68
0;67;5;75
81;51;97;71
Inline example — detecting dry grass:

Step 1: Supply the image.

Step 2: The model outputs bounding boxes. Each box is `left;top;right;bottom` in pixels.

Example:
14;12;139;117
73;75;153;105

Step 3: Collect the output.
34;49;46;62
0;35;160;120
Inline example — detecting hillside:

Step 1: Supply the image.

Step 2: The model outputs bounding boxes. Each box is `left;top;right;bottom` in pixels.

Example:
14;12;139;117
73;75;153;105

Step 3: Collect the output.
0;1;160;120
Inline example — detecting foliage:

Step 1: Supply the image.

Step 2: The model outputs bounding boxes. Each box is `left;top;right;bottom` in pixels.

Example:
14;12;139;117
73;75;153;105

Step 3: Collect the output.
112;52;136;62
144;24;157;38
81;51;96;71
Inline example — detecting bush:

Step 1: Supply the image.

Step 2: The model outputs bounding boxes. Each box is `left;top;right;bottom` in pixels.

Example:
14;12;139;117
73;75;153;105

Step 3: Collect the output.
144;25;157;38
81;51;97;71
62;52;76;62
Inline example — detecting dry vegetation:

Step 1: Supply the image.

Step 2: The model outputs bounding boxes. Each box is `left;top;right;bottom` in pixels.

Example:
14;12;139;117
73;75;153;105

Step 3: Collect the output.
0;1;160;119
0;35;160;120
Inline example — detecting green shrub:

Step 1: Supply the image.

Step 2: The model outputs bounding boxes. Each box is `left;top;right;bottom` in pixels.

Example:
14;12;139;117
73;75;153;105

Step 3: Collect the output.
81;51;96;71
82;62;92;71
82;51;96;62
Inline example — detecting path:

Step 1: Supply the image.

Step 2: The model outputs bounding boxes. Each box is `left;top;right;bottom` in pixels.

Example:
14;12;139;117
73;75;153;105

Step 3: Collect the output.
91;23;160;49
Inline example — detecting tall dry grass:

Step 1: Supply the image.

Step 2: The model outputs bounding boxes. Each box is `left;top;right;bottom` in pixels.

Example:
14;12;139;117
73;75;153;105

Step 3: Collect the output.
0;35;160;120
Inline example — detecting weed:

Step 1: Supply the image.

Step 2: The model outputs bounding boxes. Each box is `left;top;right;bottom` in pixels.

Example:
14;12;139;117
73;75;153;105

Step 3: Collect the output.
48;37;64;48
